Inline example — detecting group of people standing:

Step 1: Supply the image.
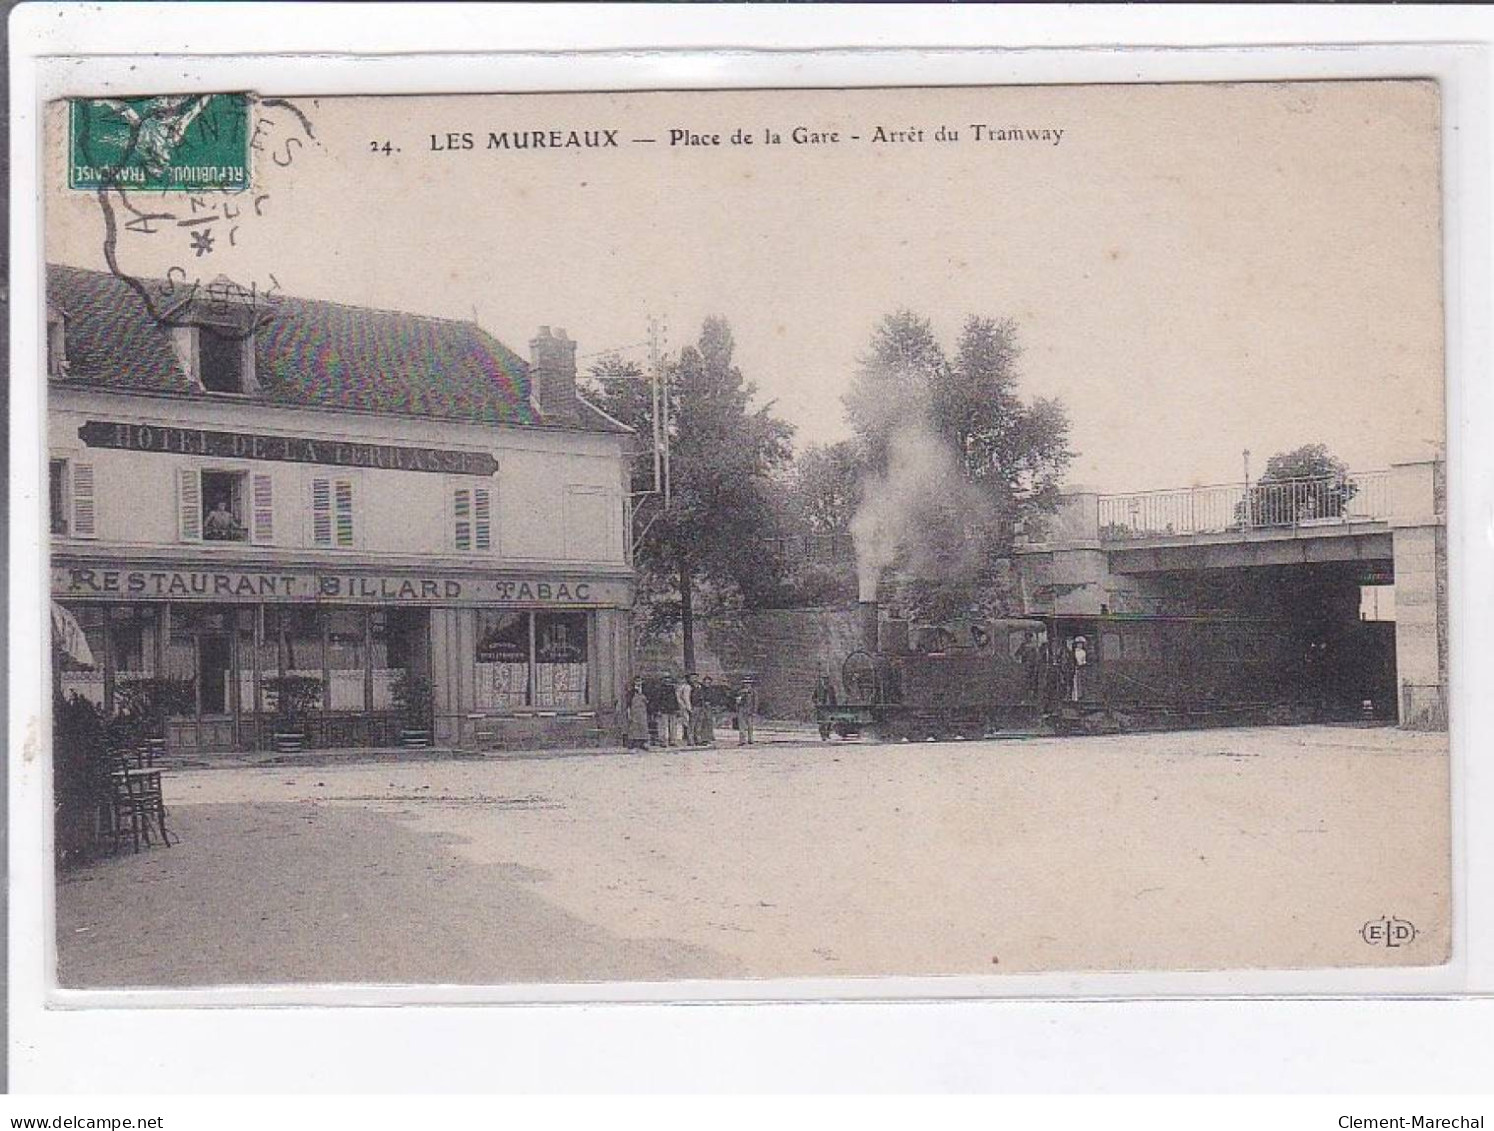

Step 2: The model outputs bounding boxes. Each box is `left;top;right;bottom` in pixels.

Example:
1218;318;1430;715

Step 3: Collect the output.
1019;630;1090;712
624;672;759;750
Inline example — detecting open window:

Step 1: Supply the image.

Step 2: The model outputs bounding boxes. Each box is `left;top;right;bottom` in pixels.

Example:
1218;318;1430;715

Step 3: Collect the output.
198;325;250;394
50;459;69;535
178;467;273;544
201;470;250;542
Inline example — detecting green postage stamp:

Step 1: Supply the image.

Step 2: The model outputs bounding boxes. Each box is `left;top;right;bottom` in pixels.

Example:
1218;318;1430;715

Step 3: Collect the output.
68;94;250;191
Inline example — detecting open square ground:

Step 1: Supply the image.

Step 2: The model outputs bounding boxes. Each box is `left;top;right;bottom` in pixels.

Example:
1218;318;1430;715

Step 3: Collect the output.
55;724;1449;988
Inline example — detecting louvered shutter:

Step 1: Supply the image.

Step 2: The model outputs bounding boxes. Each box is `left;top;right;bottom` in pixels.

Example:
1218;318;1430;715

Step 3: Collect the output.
453;487;472;551
333;479;354;547
311;478;332;546
474;487;492;552
71;462;97;539
251;472;274;544
176;467;201;542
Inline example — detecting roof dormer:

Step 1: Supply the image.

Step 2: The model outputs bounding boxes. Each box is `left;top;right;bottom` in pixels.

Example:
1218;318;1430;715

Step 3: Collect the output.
166;275;266;395
46;302;71;378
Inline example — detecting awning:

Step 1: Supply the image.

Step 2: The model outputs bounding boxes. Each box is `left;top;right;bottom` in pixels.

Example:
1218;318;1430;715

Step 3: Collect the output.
51;601;96;668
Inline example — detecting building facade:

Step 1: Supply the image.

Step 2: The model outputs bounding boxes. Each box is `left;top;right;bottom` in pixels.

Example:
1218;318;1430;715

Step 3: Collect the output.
48;266;635;753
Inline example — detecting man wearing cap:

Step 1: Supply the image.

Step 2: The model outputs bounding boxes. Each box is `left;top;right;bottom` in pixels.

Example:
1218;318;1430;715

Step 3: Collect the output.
736;677;759;746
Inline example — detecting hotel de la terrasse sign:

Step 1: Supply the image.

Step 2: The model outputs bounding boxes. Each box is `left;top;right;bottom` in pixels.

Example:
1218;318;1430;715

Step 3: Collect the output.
54;565;628;607
78;421;497;477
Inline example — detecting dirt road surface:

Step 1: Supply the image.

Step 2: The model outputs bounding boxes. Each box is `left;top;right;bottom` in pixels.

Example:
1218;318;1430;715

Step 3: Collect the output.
55;725;1449;987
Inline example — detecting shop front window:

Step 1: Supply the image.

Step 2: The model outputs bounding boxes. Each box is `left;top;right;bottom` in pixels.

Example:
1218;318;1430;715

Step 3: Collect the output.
534;611;589;708
268;607;324;707
326;609;367;711
475;611;531;709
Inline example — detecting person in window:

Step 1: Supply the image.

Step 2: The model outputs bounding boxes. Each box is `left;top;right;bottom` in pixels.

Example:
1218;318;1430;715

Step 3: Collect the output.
204;498;242;541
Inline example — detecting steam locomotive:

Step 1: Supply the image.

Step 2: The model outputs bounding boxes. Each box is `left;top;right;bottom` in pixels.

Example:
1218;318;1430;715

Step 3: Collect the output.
814;600;1388;740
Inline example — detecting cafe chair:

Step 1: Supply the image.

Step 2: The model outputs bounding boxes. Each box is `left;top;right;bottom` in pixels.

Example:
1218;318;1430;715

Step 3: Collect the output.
108;763;174;854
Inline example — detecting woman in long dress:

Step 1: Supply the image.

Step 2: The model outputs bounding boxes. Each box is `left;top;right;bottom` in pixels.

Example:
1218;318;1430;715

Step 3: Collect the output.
626;678;651;749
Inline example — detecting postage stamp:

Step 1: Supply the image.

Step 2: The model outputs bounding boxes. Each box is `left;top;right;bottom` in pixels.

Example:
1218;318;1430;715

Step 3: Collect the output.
68;93;251;192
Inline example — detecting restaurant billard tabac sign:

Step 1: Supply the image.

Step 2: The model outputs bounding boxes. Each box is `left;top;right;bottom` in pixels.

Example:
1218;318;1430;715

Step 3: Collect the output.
54;565;628;607
78;421;497;477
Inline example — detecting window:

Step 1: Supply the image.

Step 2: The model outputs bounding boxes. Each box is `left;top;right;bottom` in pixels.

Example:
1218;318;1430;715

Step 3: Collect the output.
453;484;493;552
50;459;69;535
51;459;96;539
472;610;592;710
474;610;531;709
198;325;249;393
564;485;619;560
534;611;588;707
201;470;249;542
311;476;355;548
178;468;272;544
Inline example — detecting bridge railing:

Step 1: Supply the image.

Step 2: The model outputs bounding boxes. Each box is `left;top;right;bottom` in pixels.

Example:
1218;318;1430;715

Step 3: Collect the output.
1098;470;1390;542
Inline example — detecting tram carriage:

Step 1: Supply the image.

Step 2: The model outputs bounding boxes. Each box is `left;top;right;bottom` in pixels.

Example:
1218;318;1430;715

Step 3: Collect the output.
816;608;1321;741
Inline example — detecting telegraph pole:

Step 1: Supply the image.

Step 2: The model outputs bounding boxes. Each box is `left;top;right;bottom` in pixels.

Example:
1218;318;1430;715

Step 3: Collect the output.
648;316;663;497
659;314;671;508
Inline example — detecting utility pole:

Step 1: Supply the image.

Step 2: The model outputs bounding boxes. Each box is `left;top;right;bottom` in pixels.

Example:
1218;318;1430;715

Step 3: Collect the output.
660;314;671;508
648;316;663;498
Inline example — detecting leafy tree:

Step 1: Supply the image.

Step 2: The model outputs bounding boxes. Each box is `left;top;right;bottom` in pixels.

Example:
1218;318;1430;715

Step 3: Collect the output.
1260;443;1351;485
788;440;865;534
586;320;795;671
1246;442;1357;523
842;311;1073;620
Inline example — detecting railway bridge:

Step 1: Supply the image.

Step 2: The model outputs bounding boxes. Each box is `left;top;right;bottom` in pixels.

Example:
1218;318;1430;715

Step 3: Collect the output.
1013;458;1447;728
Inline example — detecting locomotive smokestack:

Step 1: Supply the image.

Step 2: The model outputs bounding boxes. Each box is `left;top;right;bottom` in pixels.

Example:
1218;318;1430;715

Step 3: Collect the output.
859;599;880;653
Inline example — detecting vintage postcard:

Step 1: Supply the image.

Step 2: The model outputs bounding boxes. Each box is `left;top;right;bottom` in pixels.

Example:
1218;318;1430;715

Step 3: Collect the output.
40;81;1449;990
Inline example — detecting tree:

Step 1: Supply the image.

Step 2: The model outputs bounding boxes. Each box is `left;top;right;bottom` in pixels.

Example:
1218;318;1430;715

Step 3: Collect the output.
1244;443;1357;524
587;320;795;671
842;311;1073;620
1260;443;1351;485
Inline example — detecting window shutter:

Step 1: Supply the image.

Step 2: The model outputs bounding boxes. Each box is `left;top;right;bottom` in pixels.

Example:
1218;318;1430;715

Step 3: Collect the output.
453;487;472;551
474;487;492;552
311;478;332;546
251;472;274;544
176;467;201;542
334;479;354;547
71;462;96;539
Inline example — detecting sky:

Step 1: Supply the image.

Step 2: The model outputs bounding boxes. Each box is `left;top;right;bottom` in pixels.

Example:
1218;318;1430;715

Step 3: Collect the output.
45;81;1445;493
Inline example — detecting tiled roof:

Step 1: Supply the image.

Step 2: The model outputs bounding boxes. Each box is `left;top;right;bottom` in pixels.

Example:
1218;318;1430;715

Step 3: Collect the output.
46;264;627;433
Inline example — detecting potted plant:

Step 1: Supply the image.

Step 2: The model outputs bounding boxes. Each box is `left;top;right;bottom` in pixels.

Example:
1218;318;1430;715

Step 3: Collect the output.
264;674;323;753
112;675;195;755
53;691;113;865
391;671;434;748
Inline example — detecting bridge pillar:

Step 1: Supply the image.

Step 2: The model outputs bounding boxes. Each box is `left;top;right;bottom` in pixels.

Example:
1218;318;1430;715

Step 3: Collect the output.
1388;458;1447;729
1018;489;1110;615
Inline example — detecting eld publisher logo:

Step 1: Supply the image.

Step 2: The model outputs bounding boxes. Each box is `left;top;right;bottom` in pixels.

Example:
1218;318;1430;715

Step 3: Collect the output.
1361;915;1418;948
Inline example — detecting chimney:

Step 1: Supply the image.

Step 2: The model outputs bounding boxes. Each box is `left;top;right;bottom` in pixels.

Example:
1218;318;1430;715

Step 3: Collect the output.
858;600;880;654
528;325;578;417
